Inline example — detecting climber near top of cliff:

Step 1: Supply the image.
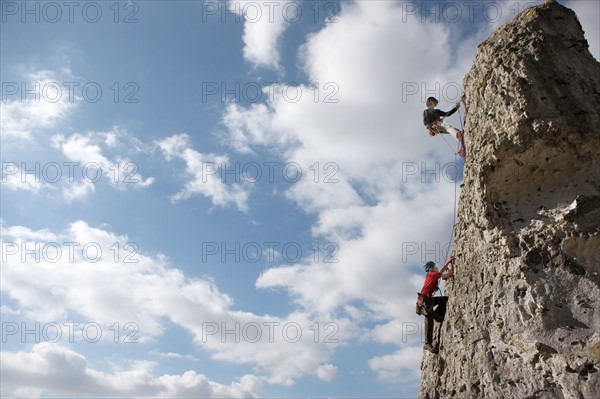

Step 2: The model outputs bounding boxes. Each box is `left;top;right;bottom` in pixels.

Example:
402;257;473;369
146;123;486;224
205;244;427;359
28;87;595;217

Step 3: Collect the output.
423;96;467;159
416;257;454;354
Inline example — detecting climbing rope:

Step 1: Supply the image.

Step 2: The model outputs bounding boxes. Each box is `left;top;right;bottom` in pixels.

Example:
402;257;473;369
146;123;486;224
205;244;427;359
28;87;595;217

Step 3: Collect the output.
441;106;464;264
443;151;458;264
424;100;466;264
439;133;456;154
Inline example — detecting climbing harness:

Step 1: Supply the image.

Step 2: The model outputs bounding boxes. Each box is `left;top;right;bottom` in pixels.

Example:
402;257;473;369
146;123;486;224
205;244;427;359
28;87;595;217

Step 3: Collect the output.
416;287;443;316
435;105;466;160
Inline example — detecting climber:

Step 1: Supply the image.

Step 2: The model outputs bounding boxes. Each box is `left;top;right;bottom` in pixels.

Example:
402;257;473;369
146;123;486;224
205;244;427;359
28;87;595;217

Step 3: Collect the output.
423;96;466;158
418;257;454;354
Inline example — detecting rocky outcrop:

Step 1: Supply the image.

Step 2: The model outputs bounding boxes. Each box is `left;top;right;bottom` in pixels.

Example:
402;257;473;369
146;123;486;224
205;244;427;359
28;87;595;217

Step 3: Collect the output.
418;1;600;398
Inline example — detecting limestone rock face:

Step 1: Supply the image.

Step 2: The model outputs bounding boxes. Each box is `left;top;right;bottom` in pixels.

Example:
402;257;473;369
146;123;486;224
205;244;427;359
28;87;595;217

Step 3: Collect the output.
418;2;600;398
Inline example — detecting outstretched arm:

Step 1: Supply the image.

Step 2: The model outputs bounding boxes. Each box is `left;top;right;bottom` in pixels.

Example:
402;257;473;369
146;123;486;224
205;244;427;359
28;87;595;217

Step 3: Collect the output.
441;257;454;278
442;268;454;278
440;256;453;273
442;102;461;118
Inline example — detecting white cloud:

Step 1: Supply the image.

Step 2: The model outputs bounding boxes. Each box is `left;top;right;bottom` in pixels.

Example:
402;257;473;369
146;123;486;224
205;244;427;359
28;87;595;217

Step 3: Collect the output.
1;220;233;332
221;1;472;385
368;345;423;382
1;126;155;202
222;102;280;154
1;221;349;387
0;69;78;141
149;351;199;361
0;221;58;242
1;64;154;202
222;0;467;187
0;305;22;316
226;0;465;321
256;189;454;316
61;179;96;202
156;134;249;211
228;0;295;71
51;128;154;201
316;363;338;382
197;311;352;386
0;160;97;201
370;317;426;347
1;163;54;194
155;132;191;160
0;343;261;398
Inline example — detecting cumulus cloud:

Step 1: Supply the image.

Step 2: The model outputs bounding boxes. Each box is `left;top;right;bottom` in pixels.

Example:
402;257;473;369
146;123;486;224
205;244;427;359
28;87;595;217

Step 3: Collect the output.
2;126;154;201
368;345;423;383
226;0;463;323
156;133;250;211
221;0;473;386
222;102;280;154
1;163;54;194
228;0;296;71
1;63;154;202
316;363;338;382
0;69;78;141
149;350;199;361
0;221;349;387
0;343;261;398
50;127;154;201
0;157;97;202
256;189;455;319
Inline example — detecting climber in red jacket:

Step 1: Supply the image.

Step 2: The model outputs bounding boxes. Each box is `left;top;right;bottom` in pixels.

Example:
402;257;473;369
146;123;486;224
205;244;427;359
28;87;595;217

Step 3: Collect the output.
419;257;454;353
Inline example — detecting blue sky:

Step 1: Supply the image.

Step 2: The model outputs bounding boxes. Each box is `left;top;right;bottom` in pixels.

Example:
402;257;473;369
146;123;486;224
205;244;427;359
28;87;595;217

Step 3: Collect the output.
1;0;598;397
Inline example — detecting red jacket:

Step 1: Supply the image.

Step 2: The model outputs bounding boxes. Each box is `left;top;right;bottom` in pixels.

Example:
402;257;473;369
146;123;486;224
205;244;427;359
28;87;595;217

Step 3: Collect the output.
420;272;442;295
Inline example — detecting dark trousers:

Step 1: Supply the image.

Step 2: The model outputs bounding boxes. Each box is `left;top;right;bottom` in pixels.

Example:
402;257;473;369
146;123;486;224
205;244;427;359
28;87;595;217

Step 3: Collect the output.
424;296;448;345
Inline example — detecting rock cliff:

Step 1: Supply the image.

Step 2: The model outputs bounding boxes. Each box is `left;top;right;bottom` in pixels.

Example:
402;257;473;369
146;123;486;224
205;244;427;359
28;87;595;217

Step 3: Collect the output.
418;1;600;398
